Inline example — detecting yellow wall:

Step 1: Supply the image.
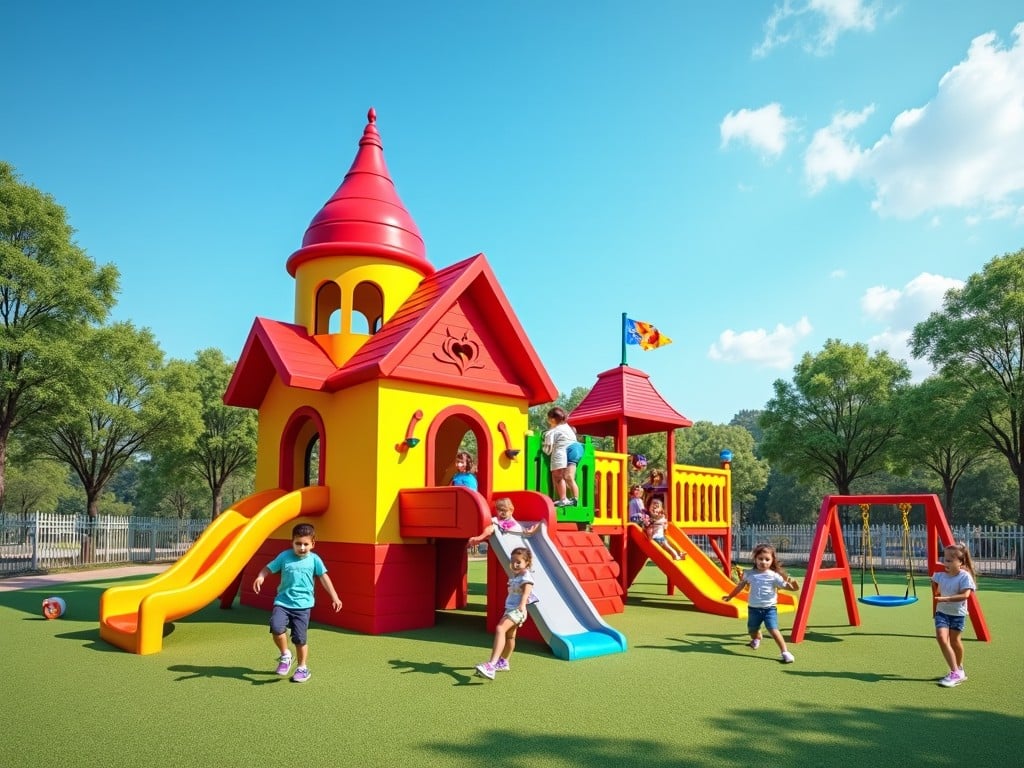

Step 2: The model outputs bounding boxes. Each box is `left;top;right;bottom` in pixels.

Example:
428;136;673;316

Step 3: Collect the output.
252;374;530;547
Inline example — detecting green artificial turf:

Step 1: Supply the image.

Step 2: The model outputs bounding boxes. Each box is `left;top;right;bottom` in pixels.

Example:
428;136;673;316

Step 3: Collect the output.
2;563;1022;768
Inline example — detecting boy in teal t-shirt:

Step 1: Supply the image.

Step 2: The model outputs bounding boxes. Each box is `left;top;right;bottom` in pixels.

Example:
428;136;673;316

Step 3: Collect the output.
253;523;342;683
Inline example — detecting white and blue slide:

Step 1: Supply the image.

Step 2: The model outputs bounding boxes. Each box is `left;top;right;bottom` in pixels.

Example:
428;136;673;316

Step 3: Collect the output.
488;522;627;661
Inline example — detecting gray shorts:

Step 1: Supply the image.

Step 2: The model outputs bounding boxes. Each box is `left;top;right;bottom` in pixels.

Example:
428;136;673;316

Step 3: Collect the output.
270;604;311;646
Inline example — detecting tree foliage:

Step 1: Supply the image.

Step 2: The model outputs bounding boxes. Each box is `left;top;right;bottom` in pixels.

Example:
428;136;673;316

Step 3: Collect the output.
675;421;768;517
911;248;1024;525
890;375;991;517
0;162;118;507
38;323;202;516
759;339;910;504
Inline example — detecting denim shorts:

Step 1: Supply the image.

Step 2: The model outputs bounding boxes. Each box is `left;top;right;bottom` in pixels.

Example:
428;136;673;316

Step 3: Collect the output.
747;605;779;633
270;605;311;645
934;612;966;632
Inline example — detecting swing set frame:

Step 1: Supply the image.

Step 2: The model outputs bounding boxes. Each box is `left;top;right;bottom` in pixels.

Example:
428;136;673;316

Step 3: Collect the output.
789;494;991;644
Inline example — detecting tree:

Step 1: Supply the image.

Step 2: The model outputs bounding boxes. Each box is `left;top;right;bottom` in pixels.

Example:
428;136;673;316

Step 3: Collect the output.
0;162;118;508
182;349;257;518
759;340;910;520
38;323;201;517
890;376;991;520
4;456;75;517
675;421;768;524
135;455;208;519
911;248;1024;526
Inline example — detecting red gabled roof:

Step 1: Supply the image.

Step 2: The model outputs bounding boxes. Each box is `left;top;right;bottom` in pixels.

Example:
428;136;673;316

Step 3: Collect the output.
285;108;432;278
224;318;336;408
569;365;692;437
224;254;558;409
327;253;557;404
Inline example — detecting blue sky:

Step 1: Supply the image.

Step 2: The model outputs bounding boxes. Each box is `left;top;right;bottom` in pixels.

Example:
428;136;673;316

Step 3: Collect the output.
3;1;1023;425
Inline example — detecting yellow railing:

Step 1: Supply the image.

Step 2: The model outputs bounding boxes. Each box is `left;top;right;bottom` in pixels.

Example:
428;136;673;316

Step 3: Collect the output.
671;465;731;530
593;452;628;527
593;451;731;531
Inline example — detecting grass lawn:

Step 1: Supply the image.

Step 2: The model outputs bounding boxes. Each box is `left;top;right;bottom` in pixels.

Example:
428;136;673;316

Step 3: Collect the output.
2;561;1022;768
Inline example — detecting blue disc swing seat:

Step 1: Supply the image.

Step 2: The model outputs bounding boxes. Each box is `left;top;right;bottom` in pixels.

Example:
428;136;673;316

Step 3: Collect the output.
858;503;919;607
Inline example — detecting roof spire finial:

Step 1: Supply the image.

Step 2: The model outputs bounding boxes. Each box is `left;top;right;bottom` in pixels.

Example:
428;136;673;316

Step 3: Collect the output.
367;106;376;124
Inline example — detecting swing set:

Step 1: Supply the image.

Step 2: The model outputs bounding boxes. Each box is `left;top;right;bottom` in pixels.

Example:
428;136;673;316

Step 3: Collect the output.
789;494;991;644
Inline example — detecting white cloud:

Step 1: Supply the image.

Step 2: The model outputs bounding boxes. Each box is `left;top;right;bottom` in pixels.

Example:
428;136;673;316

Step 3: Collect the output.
805;22;1024;218
708;317;813;368
804;106;874;192
861;272;964;378
720;103;797;159
755;0;882;58
830;269;847;279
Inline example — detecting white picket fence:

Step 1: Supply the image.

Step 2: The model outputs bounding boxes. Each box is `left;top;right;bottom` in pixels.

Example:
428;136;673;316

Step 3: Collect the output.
730;523;1022;578
1;513;1021;579
0;513;208;577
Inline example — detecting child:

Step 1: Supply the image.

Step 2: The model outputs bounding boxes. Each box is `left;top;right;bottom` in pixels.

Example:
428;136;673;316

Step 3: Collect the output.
723;543;799;663
932;542;978;688
643;467;665;509
475;546;538;679
542;407;579;507
252;523;342;683
468;497;538;547
646;499;684;560
628;484;650;527
450;451;478;491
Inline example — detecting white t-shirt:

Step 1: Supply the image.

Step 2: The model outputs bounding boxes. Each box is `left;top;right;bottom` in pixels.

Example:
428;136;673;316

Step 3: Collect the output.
741;569;789;608
505;571;539;611
932;569;976;616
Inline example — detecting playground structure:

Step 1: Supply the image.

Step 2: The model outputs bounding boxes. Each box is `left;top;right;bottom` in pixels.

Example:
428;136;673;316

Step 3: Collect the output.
99;108;768;658
790;494;991;643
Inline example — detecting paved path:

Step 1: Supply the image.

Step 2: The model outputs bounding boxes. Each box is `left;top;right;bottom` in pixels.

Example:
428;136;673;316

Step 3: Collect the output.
0;564;168;593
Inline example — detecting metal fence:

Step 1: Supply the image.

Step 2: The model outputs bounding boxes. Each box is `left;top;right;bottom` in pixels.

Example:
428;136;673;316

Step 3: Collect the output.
2;513;1021;579
0;513;208;577
730;523;1023;578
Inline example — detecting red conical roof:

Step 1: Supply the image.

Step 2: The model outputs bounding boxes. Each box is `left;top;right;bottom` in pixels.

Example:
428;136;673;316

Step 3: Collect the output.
286;108;432;276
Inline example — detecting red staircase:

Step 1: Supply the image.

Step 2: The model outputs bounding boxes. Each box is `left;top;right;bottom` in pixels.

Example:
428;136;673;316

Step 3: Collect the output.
553;524;624;615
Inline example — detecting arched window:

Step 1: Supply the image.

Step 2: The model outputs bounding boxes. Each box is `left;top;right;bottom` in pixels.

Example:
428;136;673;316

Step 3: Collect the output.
314;281;342;335
352;280;384;335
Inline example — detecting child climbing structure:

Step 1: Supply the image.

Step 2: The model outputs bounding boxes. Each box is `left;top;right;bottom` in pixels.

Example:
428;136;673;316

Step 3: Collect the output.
99;109;751;658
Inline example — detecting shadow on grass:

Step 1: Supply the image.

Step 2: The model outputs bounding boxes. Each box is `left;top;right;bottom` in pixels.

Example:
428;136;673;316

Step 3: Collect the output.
418;706;1023;768
167;663;282;685
634;632;745;658
781;669;934;683
387;658;483;686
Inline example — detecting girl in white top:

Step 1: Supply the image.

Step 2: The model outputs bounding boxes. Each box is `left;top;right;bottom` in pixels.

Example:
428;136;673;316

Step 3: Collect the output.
475;546;539;680
932;542;978;688
542;406;579;507
645;500;684;560
723;543;800;663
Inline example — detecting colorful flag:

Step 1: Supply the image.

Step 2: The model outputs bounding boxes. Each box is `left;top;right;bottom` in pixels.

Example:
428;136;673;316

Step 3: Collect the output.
623;317;672;350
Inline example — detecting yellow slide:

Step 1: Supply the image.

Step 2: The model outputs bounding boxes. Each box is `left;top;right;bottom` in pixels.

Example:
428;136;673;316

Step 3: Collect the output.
628;523;797;619
99;486;329;654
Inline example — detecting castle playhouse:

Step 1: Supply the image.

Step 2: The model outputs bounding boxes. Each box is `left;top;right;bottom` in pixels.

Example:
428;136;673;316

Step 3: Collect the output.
214;108;624;644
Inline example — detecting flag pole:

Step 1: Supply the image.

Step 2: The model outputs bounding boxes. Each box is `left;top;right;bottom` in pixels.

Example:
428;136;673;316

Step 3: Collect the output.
621;312;628;366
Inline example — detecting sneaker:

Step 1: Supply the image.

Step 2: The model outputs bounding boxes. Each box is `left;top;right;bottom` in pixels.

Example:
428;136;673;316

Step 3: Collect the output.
747;638;761;650
958;667;967;681
939;671;964;688
494;658;510;672
569;498;578;506
475;662;496;680
780;651;795;663
553;499;571;507
275;654;293;676
291;666;311;683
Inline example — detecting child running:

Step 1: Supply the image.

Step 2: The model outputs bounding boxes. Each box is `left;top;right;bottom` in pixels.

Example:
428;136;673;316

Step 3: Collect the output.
933;542;978;688
475;546;538;680
252;523;342;683
723;543;799;663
